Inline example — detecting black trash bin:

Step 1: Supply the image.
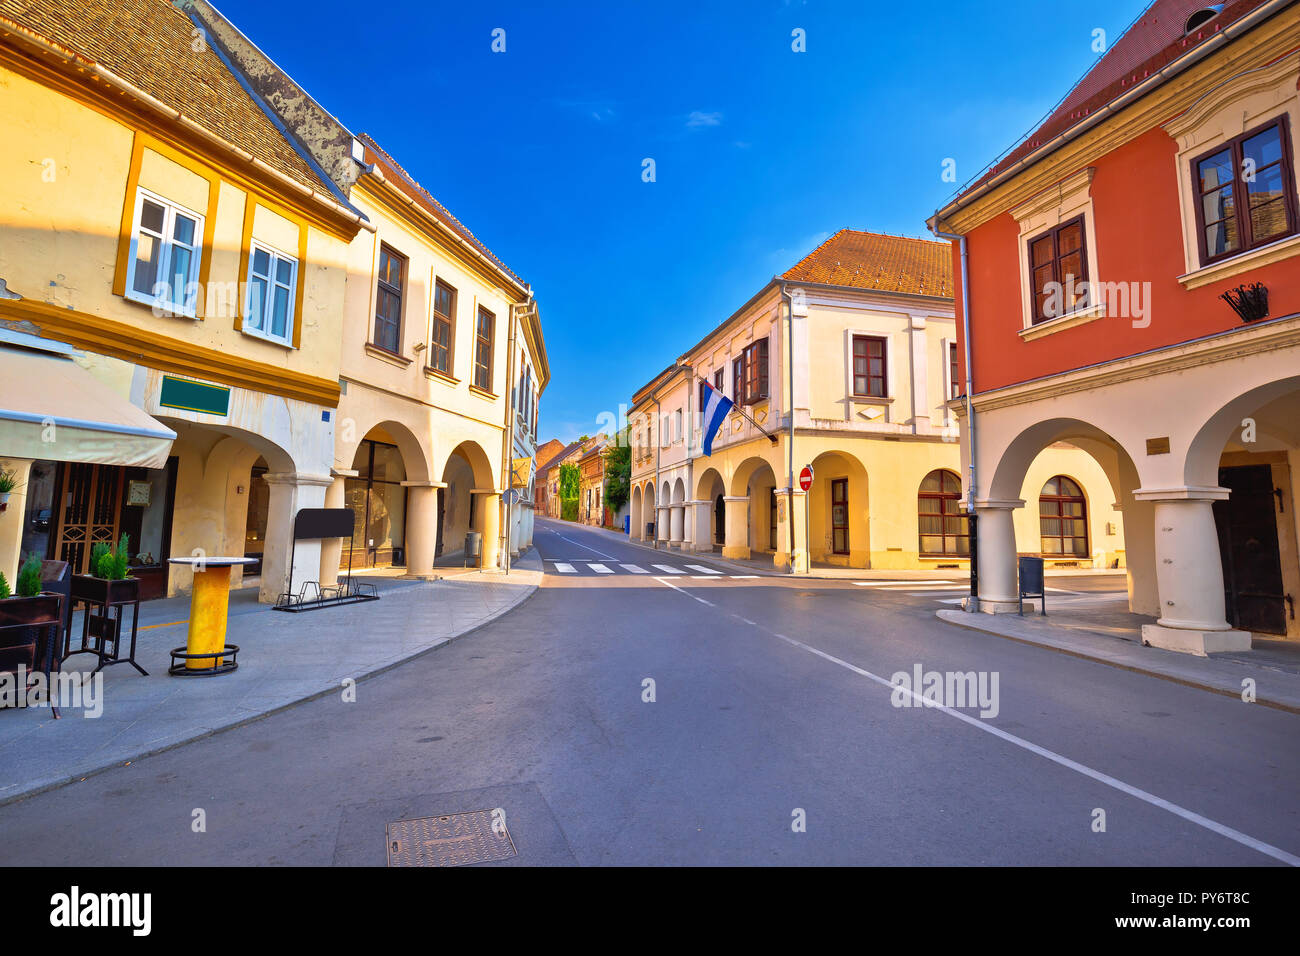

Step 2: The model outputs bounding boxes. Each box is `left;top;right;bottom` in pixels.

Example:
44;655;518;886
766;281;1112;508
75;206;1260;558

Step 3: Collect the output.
646;522;655;540
1017;556;1045;616
464;531;482;568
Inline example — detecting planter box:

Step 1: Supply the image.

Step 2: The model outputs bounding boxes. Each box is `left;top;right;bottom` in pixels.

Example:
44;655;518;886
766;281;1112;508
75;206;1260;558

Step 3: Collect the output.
71;574;140;607
0;593;63;672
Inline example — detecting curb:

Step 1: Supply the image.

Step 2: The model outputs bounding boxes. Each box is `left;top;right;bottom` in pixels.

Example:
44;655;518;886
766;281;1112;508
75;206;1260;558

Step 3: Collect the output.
936;608;1300;715
0;568;543;808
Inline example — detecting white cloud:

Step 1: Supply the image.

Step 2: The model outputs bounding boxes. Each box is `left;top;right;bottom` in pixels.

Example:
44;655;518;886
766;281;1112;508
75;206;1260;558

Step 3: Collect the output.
686;110;723;128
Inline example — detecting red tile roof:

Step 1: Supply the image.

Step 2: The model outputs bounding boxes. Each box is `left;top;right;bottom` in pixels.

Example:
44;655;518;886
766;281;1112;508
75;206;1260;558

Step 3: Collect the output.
955;0;1270;201
782;229;952;298
0;0;333;196
358;133;528;292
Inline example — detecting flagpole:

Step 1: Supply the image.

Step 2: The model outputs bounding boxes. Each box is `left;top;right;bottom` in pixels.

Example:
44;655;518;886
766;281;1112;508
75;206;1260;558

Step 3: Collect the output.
693;372;779;446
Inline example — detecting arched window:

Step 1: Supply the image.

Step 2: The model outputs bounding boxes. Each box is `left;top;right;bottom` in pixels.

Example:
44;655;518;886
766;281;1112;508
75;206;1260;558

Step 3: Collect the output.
918;469;968;556
1040;476;1088;556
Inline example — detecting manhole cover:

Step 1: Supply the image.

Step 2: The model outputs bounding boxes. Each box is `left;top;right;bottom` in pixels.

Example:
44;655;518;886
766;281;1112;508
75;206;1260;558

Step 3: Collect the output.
386;809;517;867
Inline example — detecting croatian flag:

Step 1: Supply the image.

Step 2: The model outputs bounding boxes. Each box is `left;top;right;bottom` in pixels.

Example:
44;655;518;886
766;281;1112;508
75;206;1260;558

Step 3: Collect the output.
700;379;734;456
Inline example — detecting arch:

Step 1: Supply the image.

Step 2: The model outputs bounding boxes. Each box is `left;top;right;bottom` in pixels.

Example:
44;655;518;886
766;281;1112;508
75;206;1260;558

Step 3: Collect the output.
1038;474;1089;557
918;468;968;558
630;484;643;537
672;476;686;504
989;418;1132;504
808;449;870;566
728;454;780;498
1184;374;1300;487
695;467;726;549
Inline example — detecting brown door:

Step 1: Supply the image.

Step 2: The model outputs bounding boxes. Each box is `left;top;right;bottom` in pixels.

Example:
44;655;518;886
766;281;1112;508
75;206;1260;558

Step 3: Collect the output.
1214;465;1287;635
53;463;122;574
831;478;849;555
714;494;725;545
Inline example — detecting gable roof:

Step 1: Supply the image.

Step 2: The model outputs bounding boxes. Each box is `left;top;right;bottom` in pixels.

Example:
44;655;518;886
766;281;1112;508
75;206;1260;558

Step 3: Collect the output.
950;0;1273;205
782;229;952;298
0;0;334;197
534;438;566;470
357;133;529;295
537;440;584;475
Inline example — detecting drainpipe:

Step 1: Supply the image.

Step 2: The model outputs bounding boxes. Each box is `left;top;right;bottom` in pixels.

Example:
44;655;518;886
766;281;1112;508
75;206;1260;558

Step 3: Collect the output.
780;281;797;574
929;227;978;609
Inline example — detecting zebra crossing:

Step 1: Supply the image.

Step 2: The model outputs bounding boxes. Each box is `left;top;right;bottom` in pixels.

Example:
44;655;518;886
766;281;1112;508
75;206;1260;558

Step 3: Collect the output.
546;559;759;580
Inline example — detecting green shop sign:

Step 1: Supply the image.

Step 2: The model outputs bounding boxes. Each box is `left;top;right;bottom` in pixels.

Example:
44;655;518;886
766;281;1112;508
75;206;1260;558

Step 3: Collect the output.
159;376;230;416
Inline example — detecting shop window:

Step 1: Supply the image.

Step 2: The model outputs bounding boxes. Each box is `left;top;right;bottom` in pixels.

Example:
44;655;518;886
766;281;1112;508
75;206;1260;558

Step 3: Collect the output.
342;439;407;568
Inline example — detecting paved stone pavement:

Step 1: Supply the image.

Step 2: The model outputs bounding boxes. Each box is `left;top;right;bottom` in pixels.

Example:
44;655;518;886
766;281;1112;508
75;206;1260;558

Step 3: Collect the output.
0;552;542;803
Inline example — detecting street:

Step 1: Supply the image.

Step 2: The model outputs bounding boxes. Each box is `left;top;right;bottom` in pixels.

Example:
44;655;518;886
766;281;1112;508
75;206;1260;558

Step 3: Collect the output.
0;516;1295;866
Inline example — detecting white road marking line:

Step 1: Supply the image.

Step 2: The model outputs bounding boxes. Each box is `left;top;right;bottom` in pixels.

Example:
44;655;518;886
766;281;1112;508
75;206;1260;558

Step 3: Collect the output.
654;582;1300;867
853;580;960;587
652;564;683;575
655;576;713;606
620;564;648;574
588;563;614;574
691;575;719;580
729;575;759;579
685;565;722;575
553;563;576;574
544;529;619;560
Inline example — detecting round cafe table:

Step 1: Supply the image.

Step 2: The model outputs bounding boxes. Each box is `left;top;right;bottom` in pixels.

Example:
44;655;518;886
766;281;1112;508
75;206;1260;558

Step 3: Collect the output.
166;557;256;675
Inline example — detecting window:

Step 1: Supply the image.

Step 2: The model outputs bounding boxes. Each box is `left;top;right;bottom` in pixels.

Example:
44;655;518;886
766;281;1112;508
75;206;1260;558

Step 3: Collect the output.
126;189;203;317
474;305;495;391
918;469;968;556
674;409;682;441
373;245;405;354
1024;215;1086;321
1192;119;1297;265
713;368;724;394
1040;475;1088;557
949;342;960;400
430;279;456;373
852;335;887;398
733;338;769;405
1027;217;1089;324
831;478;849;555
243;242;297;345
699;377;711;417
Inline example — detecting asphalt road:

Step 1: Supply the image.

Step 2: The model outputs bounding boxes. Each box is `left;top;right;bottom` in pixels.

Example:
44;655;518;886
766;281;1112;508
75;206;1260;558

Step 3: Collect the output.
0;516;1296;866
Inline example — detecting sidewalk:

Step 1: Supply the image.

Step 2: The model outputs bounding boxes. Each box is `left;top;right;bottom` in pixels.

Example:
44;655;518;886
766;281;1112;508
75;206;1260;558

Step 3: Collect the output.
576;521;1113;582
0;550;543;804
937;605;1300;713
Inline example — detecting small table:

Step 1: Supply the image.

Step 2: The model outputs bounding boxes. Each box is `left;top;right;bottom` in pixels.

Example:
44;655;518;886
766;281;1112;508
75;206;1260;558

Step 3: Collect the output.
166;557;255;676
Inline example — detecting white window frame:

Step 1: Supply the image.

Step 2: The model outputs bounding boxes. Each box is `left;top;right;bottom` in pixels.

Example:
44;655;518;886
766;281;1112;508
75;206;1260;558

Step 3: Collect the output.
242;240;298;347
124;187;204;318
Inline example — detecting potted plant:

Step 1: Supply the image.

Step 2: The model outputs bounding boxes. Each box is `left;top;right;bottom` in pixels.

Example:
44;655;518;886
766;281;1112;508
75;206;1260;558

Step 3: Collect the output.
0;554;62;635
71;533;140;606
0;467;19;512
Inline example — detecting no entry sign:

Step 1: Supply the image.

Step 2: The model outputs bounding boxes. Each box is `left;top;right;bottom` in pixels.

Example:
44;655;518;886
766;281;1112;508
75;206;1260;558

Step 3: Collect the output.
798;465;814;492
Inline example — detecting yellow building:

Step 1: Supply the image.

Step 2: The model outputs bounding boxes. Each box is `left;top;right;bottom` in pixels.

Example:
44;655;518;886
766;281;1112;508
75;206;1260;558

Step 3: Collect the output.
322;135;546;578
628;230;1125;571
0;0;369;601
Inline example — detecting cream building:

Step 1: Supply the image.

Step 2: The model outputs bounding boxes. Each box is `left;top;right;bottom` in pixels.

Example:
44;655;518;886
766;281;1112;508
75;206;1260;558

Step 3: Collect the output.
0;0;368;603
628;230;1125;572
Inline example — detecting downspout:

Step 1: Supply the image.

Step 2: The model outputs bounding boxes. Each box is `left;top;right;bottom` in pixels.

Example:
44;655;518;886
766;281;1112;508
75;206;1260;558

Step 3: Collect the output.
929;227;977;610
780;281;797;574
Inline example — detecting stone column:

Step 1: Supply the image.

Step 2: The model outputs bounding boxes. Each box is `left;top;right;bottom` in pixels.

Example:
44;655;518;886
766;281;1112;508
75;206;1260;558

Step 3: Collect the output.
656;505;670;545
972;499;1022;613
476;490;502;570
722;496;750;560
1135;487;1250;654
401;481;441;579
669;504;685;548
261;471;333;604
318;470;354;588
687;500;711;551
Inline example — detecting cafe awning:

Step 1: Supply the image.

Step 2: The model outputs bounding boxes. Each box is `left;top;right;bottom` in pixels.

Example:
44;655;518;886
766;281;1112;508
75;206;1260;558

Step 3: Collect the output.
0;341;176;470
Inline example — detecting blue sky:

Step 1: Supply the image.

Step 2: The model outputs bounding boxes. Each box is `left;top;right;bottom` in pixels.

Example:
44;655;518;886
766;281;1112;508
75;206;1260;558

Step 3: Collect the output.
215;0;1151;442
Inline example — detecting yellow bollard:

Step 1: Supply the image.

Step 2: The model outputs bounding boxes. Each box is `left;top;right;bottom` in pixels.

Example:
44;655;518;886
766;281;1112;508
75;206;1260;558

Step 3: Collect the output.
186;564;232;669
